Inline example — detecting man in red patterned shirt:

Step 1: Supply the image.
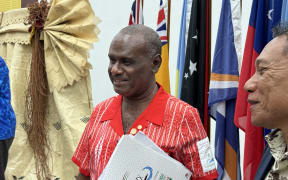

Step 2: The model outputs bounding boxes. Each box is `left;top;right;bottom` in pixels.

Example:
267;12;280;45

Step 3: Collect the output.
72;24;218;180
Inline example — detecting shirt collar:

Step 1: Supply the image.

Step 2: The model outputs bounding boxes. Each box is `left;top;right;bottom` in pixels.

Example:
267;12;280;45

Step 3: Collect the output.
265;129;288;161
100;84;170;126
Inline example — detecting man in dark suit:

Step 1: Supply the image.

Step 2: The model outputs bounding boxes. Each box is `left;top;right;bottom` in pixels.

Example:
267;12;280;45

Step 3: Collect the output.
254;145;274;180
245;26;288;179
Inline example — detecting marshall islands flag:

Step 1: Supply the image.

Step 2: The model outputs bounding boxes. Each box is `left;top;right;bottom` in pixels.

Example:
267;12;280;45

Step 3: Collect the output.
208;0;241;179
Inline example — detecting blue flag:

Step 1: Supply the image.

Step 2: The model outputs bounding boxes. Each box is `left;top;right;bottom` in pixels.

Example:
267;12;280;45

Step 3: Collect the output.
208;0;241;179
175;0;189;98
281;0;288;22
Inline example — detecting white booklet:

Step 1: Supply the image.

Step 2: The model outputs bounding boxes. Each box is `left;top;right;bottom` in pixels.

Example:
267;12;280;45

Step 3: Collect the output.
99;131;192;180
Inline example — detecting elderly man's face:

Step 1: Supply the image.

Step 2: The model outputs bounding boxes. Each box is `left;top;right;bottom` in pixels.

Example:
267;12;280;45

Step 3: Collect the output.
108;33;156;98
244;34;288;129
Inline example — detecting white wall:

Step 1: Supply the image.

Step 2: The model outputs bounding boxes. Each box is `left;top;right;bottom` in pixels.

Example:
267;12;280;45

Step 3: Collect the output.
89;0;252;179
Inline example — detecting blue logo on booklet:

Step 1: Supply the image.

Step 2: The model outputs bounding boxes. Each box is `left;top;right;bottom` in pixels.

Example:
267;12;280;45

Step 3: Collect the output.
122;165;173;180
142;166;153;180
122;166;152;180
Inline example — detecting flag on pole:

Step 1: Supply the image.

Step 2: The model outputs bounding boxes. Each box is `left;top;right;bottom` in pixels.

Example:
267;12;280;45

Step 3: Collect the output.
128;0;144;25
180;0;210;132
234;0;282;179
155;0;170;93
175;0;193;98
281;0;288;23
281;0;288;22
208;0;241;179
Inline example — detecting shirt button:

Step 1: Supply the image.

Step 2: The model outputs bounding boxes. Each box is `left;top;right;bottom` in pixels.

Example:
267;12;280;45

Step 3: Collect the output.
130;128;137;135
137;125;142;130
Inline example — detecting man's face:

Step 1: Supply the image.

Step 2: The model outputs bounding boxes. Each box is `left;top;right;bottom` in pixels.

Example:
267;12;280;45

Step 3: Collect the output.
108;33;156;98
244;34;288;129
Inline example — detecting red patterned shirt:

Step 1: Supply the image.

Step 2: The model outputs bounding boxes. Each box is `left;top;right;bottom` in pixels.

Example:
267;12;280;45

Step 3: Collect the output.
72;86;218;180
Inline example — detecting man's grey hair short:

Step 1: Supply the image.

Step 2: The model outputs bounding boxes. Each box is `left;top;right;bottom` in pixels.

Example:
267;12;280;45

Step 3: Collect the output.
272;23;288;55
273;22;288;38
118;24;162;58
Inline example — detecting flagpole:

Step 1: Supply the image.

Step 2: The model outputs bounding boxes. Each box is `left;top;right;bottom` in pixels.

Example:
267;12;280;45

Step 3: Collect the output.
205;0;211;137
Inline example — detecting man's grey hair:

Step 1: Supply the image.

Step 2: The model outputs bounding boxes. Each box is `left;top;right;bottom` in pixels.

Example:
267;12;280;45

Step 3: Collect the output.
272;23;288;56
118;24;162;57
272;22;288;38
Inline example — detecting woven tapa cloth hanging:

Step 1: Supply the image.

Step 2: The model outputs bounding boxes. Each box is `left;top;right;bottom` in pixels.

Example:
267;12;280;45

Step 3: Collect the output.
0;0;100;179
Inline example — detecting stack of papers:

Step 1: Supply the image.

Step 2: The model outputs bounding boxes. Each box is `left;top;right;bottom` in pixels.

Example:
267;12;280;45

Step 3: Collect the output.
99;131;192;180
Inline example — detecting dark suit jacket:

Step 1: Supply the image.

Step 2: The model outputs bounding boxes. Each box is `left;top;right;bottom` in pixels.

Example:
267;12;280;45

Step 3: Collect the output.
254;145;275;180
